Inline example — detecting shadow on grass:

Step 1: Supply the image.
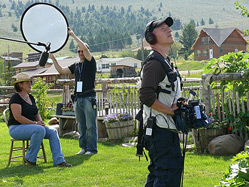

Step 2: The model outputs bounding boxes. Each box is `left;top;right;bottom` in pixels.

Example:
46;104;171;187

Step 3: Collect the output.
64;154;93;166
0;165;45;185
98;139;124;147
0;154;93;181
186;151;233;161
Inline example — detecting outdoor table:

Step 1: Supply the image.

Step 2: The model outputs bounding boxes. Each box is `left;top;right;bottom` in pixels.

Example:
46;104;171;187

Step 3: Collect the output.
52;115;77;137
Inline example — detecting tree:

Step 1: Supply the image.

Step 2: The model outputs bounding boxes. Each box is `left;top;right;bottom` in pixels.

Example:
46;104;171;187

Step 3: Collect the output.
175;32;179;38
5;60;14;86
11;24;17;32
169;42;182;59
69;40;76;52
200;18;205;25
235;1;249;35
136;49;150;61
121;7;125;15
179;23;198;59
209;17;214;24
189;19;196;27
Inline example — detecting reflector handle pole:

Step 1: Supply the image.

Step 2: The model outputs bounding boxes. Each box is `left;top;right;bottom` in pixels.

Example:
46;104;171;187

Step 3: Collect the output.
0;36;49;51
0;36;39;45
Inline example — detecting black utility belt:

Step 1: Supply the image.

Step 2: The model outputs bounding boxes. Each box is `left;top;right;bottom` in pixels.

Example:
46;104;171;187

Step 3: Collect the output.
76;89;95;97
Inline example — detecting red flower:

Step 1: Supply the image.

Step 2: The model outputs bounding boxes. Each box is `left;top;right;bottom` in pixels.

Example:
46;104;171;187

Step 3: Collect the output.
228;126;232;131
208;112;212;116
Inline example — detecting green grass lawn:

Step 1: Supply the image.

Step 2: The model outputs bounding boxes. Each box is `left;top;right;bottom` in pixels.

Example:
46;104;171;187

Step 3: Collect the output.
0;122;232;187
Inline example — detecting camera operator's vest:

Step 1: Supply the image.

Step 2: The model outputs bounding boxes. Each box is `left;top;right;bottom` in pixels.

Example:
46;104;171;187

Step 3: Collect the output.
141;51;182;130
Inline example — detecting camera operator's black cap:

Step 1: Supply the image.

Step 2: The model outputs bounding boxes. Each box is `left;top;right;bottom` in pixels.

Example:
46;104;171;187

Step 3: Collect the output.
145;17;173;33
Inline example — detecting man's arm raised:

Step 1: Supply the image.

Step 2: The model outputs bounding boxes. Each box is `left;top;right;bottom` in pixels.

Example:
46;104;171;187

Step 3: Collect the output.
49;53;71;74
68;27;92;61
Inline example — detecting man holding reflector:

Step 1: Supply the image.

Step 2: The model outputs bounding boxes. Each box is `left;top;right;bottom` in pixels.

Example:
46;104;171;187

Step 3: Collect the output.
50;28;98;155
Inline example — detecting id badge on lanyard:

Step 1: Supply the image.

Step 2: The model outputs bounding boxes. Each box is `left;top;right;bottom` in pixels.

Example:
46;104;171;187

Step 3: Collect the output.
76;81;83;92
76;63;83;93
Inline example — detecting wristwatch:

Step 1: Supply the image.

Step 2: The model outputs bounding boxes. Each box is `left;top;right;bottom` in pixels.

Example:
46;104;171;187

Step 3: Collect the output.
34;121;38;124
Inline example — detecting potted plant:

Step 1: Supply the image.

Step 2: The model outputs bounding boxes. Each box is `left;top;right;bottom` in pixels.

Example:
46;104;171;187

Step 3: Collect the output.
61;102;75;116
103;113;133;139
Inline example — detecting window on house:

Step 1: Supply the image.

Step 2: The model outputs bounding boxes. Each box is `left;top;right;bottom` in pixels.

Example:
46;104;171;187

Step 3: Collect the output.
202;49;208;56
201;37;210;44
134;63;137;68
102;64;110;69
234;49;238;52
111;63;116;66
196;50;201;57
219;47;223;52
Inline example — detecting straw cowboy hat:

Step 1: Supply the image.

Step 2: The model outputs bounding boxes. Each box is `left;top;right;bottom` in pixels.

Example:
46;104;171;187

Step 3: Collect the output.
12;72;32;85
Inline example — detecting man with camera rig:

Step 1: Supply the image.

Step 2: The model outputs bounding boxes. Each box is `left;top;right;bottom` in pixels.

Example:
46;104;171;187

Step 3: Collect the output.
139;17;183;186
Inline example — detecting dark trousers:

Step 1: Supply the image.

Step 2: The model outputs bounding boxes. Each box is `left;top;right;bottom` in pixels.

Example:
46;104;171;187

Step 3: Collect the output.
145;125;183;187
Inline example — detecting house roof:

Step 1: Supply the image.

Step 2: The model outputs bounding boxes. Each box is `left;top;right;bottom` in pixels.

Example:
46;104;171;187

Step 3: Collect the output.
13;56;70;68
111;65;134;68
192;27;247;48
39;57;79;76
12;68;48;78
1;56;21;61
14;61;40;68
97;57;141;65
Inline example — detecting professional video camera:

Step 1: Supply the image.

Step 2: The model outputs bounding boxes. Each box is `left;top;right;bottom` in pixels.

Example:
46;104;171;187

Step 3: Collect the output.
174;91;209;134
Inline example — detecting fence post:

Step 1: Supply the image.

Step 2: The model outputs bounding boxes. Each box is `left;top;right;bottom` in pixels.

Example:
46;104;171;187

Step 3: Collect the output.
62;84;70;106
202;74;211;114
102;82;108;99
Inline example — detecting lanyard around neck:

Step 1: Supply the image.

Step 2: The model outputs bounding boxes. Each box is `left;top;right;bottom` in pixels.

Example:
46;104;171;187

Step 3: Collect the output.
78;63;83;80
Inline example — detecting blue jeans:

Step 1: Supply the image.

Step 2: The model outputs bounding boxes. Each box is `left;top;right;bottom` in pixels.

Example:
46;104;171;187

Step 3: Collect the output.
145;125;183;187
74;96;97;153
9;125;65;165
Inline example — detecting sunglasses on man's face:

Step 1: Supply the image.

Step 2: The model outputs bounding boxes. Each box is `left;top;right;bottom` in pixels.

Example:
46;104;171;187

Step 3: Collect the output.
77;50;83;53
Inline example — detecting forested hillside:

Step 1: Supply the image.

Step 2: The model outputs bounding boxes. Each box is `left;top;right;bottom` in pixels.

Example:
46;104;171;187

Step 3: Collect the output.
0;0;248;54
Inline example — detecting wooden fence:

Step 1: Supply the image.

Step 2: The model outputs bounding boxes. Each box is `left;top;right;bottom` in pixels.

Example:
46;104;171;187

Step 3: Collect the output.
2;74;248;140
47;77;203;119
202;73;249;141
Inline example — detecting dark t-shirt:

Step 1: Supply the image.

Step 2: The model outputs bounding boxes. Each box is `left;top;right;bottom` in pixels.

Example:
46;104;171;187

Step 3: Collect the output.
8;93;38;126
68;57;96;97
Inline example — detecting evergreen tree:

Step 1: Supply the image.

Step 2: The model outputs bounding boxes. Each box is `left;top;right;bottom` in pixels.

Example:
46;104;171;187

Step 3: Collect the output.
189;19;196;27
209;17;214;24
141;6;144;12
175;32;179;38
11;1;16;10
82;7;86;13
0;9;2;17
121;7;125;15
200;18;205;25
69;40;75;52
179;23;198;59
128;5;132;12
